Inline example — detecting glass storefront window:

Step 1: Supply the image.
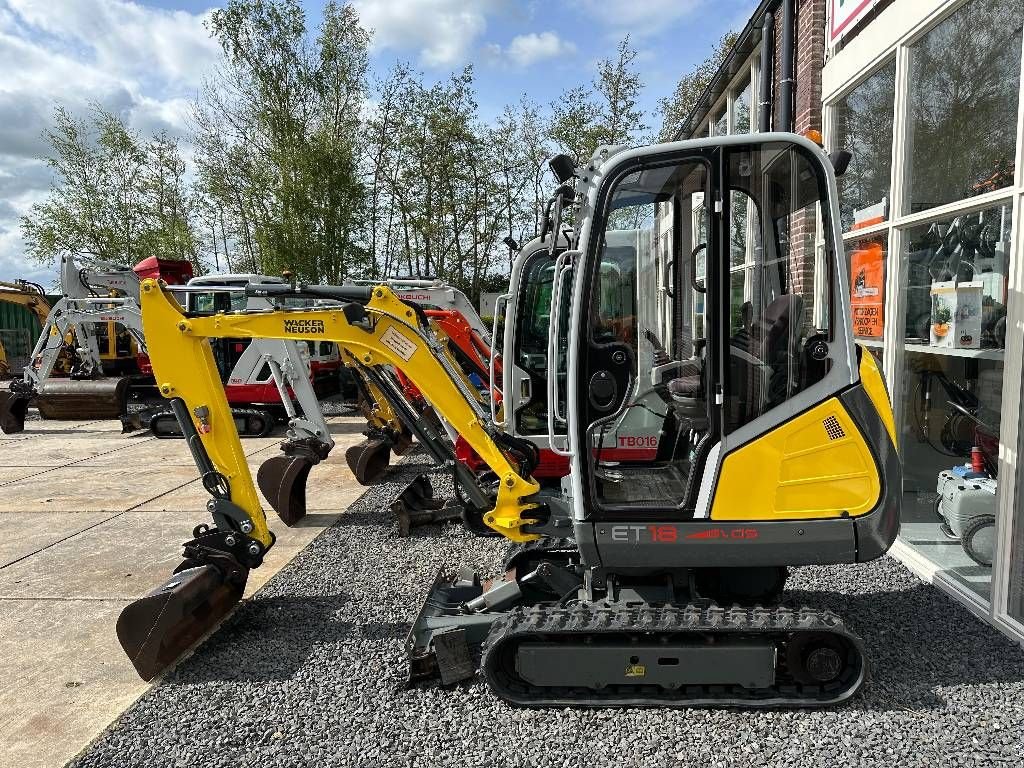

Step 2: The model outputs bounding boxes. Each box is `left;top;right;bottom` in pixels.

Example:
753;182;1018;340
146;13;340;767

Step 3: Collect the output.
733;76;752;134
904;0;1023;214
844;233;887;367
834;60;896;233
713;106;727;136
897;201;1013;603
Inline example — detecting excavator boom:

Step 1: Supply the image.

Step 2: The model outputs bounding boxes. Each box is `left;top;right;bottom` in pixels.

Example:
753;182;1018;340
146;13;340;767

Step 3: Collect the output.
118;279;541;679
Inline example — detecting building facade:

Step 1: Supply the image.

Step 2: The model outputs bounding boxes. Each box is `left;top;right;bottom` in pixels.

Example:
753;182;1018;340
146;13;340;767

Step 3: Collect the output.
680;0;1024;645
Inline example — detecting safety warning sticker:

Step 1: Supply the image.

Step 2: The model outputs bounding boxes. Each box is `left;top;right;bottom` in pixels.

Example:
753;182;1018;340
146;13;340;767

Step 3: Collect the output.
380;326;417;361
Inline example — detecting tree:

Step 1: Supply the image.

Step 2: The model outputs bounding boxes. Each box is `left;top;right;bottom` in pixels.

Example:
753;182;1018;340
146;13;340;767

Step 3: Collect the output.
21;105;200;270
593;36;648;147
658;31;738;141
548;85;601;166
193;0;369;281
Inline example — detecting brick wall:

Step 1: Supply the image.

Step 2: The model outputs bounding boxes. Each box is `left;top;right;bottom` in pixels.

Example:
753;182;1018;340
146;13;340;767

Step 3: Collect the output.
794;0;825;134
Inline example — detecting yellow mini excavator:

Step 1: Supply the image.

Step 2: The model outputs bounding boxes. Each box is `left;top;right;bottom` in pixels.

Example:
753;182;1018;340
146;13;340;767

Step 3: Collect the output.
118;134;900;708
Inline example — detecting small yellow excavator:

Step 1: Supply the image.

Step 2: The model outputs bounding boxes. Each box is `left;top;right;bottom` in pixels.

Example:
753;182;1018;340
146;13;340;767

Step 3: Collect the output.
119;134;900;708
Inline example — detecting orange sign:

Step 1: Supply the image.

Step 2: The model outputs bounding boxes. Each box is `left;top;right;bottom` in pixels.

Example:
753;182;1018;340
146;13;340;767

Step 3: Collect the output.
850;242;884;338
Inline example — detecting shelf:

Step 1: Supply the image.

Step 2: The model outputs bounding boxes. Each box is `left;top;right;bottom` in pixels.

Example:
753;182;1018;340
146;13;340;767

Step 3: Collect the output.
903;342;1005;361
855;338;884;349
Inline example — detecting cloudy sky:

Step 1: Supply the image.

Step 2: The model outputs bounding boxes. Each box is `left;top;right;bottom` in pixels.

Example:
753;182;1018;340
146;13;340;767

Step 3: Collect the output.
0;0;756;286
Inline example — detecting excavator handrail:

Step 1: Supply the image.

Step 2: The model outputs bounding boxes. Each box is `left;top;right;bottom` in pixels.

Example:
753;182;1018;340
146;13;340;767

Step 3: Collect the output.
140;279;541;543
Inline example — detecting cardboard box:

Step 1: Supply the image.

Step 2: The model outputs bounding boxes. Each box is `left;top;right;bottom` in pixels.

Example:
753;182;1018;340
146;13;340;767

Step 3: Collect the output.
929;281;956;348
955;280;983;349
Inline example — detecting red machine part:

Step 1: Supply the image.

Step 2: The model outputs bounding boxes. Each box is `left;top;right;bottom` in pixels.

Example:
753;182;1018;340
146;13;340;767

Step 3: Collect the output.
132;258;193;375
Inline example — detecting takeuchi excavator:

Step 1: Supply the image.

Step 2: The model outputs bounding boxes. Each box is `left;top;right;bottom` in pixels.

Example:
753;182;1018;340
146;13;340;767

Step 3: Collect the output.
118;133;900;708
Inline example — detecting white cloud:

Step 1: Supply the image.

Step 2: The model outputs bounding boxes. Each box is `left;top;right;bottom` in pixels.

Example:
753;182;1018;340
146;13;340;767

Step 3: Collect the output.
5;0;219;89
574;0;704;38
353;0;501;67
506;31;576;67
0;0;219;283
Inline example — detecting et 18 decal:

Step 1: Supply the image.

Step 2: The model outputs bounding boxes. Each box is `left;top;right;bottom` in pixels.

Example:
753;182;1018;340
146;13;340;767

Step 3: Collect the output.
607;525;760;543
284;318;325;335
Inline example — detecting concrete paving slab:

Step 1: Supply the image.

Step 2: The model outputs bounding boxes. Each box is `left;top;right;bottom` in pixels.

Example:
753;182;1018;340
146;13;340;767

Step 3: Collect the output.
0;412;372;768
0;464;200;513
0;510;204;600
0;598;149;768
0;466;50;485
0;512;114;567
132;459;367;514
11;419;104;436
73;438;206;467
0;436;156;467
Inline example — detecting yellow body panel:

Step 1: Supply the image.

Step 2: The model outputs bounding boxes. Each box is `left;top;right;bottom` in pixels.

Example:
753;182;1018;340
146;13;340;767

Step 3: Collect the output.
857;346;897;448
140;280;540;543
710;397;881;521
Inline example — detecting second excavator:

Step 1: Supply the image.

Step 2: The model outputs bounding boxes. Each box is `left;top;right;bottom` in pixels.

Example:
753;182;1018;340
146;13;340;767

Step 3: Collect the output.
117;133;900;708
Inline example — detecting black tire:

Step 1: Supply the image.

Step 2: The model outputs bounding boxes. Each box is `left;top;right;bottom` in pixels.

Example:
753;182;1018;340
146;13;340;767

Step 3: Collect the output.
962;514;996;567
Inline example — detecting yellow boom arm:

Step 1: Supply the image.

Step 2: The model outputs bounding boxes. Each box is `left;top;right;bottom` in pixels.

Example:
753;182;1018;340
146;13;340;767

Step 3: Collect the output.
139;279;540;544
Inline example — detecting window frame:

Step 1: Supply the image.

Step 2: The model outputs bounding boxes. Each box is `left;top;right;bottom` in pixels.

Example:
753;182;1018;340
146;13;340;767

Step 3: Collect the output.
823;0;1024;641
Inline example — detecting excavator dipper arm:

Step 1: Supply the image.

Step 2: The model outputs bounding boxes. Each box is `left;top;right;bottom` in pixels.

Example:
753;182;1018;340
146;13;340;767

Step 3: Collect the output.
118;279;541;679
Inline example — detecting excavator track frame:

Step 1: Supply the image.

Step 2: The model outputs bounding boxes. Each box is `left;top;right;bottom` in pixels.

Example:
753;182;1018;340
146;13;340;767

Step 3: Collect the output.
480;603;867;708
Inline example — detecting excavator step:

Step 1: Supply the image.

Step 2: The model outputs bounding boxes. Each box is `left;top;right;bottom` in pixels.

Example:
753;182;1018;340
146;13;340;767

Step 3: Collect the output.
480;603;867;708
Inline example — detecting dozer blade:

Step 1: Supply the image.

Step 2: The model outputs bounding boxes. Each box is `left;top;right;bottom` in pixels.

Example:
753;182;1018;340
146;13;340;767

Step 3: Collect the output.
117;563;247;681
345;437;391;485
0;390;30;434
257;454;314;526
35;377;130;421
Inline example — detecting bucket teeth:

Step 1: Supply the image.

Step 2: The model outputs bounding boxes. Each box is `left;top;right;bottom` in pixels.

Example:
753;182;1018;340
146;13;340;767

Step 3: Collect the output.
345;438;391;485
257;454;315;526
116;562;248;681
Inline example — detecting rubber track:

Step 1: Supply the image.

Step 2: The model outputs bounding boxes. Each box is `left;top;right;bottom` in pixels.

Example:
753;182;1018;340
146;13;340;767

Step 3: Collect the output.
150;406;275;438
480;602;867;708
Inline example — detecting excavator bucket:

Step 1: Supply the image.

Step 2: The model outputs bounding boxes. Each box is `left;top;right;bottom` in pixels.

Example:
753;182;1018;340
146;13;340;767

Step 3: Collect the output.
0;389;30;433
257;454;314;526
345;437;391;485
116;563;247;681
35;377;130;421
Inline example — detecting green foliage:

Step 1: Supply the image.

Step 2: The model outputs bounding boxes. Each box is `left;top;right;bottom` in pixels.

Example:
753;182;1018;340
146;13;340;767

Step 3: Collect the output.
21;105;199;270
658;31;739;142
195;0;369;281
548;36;648;166
22;10;746;297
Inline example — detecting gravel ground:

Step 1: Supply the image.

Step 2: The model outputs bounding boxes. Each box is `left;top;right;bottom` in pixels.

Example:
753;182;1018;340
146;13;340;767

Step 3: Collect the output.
71;454;1024;768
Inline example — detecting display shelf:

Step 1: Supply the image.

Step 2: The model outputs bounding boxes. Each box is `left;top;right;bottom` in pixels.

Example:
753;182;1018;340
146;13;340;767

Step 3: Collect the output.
903;342;1005;361
855;338;884;349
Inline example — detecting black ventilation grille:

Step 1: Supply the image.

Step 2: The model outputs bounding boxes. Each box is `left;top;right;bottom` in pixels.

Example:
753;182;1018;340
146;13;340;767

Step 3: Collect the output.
823;415;846;441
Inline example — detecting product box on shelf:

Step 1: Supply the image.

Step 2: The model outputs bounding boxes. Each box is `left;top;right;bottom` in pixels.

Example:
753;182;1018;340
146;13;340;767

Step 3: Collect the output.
929;280;956;348
955;280;983;349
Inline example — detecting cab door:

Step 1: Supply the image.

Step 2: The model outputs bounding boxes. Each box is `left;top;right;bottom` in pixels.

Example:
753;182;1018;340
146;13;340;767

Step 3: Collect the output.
569;150;717;518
